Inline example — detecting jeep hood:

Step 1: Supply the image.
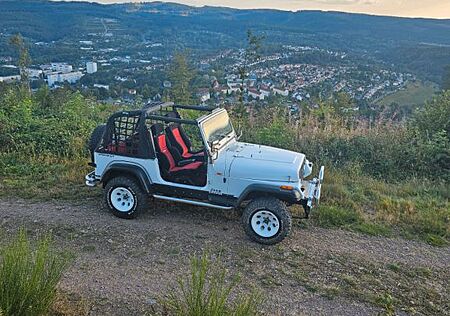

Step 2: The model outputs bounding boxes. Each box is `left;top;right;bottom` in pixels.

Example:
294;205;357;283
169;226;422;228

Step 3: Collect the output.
226;142;305;182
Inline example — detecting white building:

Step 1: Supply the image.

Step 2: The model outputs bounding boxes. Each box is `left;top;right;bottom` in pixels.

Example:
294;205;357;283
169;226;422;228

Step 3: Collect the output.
273;87;289;97
25;68;43;78
260;87;271;98
0;75;21;83
197;89;211;103
47;71;83;87
248;88;265;100
93;84;109;90
86;61;98;74
226;82;241;94
50;63;72;73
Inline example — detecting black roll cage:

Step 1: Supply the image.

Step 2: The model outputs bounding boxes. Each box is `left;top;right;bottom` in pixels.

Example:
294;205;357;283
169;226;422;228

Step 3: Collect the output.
97;102;215;159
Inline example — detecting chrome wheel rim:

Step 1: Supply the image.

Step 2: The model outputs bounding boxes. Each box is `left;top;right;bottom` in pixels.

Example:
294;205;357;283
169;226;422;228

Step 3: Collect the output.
111;187;135;212
251;210;280;238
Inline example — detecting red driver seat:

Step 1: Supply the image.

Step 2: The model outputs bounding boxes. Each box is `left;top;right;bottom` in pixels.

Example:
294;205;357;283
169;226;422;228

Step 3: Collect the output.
151;123;204;177
166;123;205;160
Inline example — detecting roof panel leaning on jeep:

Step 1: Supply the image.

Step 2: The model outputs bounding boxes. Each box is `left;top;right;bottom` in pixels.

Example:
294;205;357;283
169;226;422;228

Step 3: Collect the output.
85;101;324;245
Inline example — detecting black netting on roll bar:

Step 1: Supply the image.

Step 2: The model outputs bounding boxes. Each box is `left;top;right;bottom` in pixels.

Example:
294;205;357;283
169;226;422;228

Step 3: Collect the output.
98;112;154;159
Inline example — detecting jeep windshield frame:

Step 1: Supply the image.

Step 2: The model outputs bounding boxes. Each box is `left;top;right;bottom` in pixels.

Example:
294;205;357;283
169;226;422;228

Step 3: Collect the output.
198;108;235;153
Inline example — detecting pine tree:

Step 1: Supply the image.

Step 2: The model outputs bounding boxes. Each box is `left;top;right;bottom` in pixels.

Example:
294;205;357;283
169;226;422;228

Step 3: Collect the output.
168;52;195;104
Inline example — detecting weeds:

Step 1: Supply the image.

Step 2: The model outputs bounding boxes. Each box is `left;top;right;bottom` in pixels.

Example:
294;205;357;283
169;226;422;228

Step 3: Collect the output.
0;229;70;316
376;293;395;316
163;253;261;316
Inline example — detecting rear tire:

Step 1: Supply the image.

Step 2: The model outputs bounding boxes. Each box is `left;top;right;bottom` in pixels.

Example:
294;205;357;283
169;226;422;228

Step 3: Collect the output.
104;176;149;219
242;197;292;245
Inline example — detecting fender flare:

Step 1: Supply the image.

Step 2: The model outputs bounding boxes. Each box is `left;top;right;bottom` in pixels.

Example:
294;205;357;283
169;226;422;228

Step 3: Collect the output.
101;163;152;193
236;184;302;207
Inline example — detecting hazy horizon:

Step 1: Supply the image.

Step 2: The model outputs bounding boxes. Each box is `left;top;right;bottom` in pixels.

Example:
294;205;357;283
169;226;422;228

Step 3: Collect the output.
54;0;450;19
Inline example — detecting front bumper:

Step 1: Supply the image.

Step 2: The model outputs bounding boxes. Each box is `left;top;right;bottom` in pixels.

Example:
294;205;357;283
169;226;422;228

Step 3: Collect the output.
85;171;100;187
302;165;324;208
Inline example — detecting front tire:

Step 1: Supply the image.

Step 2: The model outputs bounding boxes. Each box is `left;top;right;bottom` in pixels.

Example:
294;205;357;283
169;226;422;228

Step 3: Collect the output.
242;197;292;245
104;176;149;219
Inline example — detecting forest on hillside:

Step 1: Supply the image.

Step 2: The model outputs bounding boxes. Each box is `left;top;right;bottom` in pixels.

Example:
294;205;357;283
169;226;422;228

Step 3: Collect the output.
1;0;450;82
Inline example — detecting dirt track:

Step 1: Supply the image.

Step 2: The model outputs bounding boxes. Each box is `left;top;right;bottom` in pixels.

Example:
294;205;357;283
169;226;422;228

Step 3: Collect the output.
1;198;448;315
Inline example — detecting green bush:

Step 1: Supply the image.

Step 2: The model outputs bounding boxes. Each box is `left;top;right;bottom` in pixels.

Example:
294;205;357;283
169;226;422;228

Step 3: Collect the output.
0;229;69;316
238;91;450;181
0;86;106;158
163;253;261;316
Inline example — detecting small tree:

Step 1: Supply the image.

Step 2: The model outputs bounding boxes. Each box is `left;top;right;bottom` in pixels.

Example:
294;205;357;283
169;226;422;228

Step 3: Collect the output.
169;52;195;104
9;34;31;91
237;30;264;104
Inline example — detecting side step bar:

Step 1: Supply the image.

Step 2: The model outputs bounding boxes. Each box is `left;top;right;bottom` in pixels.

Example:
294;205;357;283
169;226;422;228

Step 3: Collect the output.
153;194;234;210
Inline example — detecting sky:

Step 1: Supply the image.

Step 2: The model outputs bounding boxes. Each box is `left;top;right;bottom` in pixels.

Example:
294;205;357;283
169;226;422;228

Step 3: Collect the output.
66;0;450;19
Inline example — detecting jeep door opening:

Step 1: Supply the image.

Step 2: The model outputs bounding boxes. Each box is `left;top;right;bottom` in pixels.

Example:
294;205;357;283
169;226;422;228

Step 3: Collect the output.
86;102;324;245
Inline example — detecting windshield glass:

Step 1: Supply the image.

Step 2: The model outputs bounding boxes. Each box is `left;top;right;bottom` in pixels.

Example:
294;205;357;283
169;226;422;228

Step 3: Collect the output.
202;110;234;144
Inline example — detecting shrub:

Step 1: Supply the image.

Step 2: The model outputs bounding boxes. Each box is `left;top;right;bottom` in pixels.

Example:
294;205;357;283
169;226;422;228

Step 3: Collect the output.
238;91;450;181
163;253;261;316
0;229;69;316
0;86;105;158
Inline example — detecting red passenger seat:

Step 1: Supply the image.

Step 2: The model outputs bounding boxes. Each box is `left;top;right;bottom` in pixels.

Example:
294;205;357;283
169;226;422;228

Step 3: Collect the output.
151;123;203;175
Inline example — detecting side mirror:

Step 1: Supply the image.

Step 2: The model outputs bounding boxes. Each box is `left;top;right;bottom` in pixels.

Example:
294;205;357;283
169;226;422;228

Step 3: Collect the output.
208;140;219;161
208;139;220;152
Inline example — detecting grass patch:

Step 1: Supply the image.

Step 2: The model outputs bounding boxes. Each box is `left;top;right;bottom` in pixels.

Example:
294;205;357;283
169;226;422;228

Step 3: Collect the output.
352;222;392;237
0;153;101;201
314;167;449;245
314;205;361;228
377;81;437;107
162;252;261;316
0;229;70;316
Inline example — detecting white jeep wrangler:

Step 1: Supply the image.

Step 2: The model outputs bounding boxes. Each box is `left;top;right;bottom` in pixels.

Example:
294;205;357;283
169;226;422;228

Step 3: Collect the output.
86;102;324;245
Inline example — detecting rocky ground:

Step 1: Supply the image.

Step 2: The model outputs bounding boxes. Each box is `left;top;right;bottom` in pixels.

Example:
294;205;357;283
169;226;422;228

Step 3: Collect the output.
0;198;448;315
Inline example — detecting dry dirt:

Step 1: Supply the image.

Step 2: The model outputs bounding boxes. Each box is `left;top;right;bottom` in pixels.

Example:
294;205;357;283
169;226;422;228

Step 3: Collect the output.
0;198;448;315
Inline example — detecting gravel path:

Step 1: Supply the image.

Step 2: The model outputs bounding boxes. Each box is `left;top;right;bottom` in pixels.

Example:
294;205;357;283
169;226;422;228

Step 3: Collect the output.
1;198;448;315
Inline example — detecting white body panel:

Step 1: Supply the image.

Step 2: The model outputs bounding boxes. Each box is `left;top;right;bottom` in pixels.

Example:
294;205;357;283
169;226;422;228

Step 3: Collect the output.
91;107;323;208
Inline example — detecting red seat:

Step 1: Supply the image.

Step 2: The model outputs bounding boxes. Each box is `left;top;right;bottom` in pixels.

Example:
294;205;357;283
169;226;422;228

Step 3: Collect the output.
151;124;203;176
166;123;205;160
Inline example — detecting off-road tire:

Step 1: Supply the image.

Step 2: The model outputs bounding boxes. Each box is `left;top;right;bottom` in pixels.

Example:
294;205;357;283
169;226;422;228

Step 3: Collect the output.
242;197;292;245
89;124;106;162
104;176;149;219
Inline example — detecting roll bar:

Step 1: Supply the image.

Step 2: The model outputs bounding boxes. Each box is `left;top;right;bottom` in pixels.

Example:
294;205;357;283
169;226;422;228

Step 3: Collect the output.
143;101;216;114
147;115;198;125
173;104;216;111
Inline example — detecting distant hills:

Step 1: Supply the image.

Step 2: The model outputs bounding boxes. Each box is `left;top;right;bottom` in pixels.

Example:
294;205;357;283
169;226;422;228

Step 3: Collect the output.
1;0;449;82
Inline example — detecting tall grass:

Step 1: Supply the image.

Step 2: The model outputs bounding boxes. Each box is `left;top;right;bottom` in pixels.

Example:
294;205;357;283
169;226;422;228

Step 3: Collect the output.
315;167;449;245
163;253;261;316
0;229;69;316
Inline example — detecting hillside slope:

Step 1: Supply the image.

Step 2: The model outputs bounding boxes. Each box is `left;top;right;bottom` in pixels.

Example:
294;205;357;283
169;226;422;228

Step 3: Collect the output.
1;0;450;80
